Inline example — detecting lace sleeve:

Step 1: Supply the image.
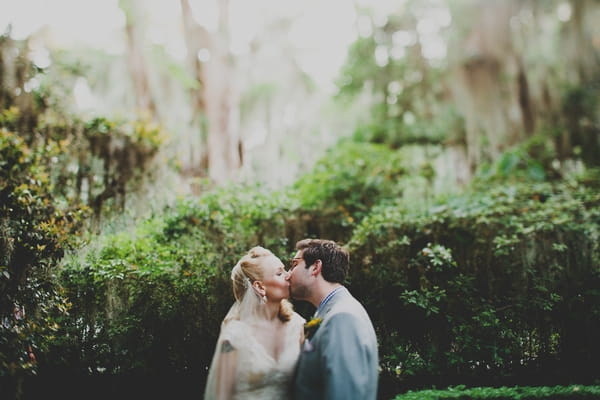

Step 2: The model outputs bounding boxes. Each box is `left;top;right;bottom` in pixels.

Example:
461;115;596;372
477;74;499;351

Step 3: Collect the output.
204;321;245;400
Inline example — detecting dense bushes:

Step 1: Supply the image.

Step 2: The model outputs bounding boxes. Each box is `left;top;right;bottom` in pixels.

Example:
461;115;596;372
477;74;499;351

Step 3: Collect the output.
40;167;600;398
47;185;295;376
289;140;410;243
394;384;600;400
0;33;165;399
3;121;598;398
40;142;411;380
2;13;598;399
3;46;598;392
349;180;600;392
0;127;86;381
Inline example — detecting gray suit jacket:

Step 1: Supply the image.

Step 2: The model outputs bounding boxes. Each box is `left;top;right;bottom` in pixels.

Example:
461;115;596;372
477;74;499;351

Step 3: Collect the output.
293;287;379;400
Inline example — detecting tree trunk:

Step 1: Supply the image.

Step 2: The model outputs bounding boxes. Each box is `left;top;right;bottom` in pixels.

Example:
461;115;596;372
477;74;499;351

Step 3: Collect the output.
449;0;524;172
120;0;157;117
180;0;241;184
180;0;210;175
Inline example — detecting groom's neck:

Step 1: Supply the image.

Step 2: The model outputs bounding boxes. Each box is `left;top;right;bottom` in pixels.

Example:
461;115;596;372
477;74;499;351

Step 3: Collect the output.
311;282;342;308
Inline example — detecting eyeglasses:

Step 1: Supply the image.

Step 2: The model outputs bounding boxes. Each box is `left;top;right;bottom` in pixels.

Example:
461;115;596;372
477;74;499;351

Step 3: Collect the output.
288;257;303;271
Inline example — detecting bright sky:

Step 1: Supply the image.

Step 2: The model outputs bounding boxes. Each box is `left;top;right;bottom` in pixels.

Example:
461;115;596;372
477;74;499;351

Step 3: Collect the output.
0;0;379;89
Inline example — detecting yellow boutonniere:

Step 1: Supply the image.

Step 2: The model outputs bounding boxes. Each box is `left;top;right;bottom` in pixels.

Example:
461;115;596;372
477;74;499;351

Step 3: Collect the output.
304;317;322;340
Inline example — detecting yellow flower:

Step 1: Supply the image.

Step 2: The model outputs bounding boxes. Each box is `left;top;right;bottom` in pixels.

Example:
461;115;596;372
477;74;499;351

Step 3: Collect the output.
305;317;322;329
304;317;323;339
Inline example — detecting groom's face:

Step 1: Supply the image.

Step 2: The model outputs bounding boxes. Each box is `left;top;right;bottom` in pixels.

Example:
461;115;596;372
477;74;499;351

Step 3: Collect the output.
287;250;312;301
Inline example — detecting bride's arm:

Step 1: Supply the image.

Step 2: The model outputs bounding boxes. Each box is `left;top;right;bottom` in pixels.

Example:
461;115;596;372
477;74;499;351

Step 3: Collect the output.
215;340;238;400
206;339;238;400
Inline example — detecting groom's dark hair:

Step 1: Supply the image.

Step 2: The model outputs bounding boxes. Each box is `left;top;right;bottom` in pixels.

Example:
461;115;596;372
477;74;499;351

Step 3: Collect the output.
295;239;349;283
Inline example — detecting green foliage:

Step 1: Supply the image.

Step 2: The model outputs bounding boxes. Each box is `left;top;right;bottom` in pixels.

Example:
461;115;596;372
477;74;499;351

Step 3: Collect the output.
50;183;295;374
475;135;562;183
42;114;166;221
336;4;457;149
336;1;600;174
0;128;87;377
336;36;379;98
27;127;598;389
0;31;164;385
3;22;598;394
349;180;600;383
160;183;294;254
40;152;600;390
394;384;600;400
289;140;407;242
38;140;411;375
351;105;460;149
561;83;600;167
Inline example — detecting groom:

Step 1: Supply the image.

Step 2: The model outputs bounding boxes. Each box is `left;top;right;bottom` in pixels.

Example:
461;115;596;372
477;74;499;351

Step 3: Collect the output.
287;238;379;400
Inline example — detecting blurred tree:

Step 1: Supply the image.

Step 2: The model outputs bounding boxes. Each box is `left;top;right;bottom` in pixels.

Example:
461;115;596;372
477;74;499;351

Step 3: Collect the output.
0;34;87;395
338;0;600;184
180;0;211;176
180;0;242;184
120;0;158;117
450;0;524;170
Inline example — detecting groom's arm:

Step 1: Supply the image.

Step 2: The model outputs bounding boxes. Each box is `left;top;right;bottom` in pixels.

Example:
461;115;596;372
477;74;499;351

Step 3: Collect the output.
319;313;377;400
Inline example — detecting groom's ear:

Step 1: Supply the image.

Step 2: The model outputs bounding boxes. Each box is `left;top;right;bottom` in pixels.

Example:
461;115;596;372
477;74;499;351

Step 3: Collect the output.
312;259;322;276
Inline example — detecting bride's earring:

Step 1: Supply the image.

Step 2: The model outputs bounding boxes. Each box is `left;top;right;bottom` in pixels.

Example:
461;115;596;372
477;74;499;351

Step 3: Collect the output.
261;294;267;304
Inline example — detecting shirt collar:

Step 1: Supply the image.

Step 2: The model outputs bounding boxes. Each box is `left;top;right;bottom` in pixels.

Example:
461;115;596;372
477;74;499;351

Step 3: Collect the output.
315;286;344;317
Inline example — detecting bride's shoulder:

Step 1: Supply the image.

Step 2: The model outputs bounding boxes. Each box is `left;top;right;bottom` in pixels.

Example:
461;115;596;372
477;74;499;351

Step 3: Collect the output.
220;319;249;340
289;312;306;327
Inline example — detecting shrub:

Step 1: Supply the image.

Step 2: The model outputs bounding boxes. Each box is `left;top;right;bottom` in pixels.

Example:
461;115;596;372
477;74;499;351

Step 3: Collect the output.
0;128;87;378
48;183;295;376
349;180;600;388
394;384;600;399
289;139;407;242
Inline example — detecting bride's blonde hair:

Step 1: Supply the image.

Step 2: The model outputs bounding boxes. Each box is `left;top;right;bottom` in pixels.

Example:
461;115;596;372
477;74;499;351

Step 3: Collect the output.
230;246;293;322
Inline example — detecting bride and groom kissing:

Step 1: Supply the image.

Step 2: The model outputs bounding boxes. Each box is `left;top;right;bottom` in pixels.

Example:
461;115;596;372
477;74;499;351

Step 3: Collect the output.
204;238;379;400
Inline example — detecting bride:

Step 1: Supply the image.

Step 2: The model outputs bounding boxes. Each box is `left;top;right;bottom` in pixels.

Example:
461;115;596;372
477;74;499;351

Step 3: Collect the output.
204;246;305;400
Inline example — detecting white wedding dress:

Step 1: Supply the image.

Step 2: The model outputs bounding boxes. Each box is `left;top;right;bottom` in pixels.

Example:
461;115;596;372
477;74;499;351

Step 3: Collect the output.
205;313;305;400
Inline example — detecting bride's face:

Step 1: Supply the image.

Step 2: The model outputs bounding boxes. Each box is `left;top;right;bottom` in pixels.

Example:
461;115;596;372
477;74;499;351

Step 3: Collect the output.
260;255;290;302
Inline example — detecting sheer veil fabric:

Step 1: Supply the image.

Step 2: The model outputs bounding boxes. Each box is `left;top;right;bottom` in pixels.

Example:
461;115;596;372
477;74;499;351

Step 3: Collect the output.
204;263;304;400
